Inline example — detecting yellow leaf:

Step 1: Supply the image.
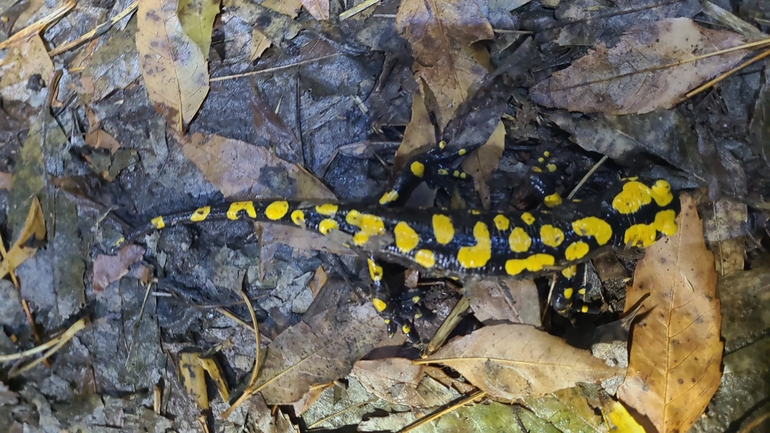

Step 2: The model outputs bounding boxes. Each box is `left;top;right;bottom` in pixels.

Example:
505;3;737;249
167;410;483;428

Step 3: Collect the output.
177;0;220;55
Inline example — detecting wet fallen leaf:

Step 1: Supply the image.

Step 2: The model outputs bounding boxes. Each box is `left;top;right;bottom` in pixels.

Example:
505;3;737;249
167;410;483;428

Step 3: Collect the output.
84;129;121;155
617;195;722;433
179;132;333;200
463;278;541;327
394;93;435;173
352;358;455;408
249;304;386;404
395;0;493;128
263;0;302;18
531;18;747;115
92;245;146;293
425;324;623;401
461;120;505;209
80;19;142;103
136;0;209;130
301;0;328;20
0;35;54;103
177;0;219;56
179;351;209;410
0;197;46;280
250;28;273;61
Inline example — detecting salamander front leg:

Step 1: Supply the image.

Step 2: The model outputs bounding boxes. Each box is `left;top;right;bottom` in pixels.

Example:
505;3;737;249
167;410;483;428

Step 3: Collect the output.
368;257;420;343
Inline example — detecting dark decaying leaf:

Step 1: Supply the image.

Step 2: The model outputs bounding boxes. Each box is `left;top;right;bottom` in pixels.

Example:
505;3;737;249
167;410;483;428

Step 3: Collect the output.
396;0;494;129
252;304;387;405
92;245;146;293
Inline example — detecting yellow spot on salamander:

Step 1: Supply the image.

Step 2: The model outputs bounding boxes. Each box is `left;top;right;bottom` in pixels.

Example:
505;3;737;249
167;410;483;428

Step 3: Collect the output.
505;254;555;275
624;224;657;247
544;193;562;208
346;210;386;246
521;212;535;225
458;148;467;156
543;151;550;157
318;219;338;235
531;166;543;173
612;180;673;214
581;305;589;313
572;217;613;246
402;324;411;334
265;201;289;220
432;214;455;244
291;210;305;226
453;170;460;177
227;201;257;220
460;172;467;179
379;190;399;205
411;161;425;178
563;287;573;299
394;221;420;253
438;169;449;175
367;258;383;282
114;237;125;247
315;203;338;216
471;209;481;215
190;206;210;222
578;288;586;295
540;225;565;248
457;222;492;269
508;227;531;253
412;295;421;304
561;265;577;279
494;214;510;231
414;249;436;268
372;298;387;312
151;216;165;229
439;140;447;150
565;241;590;261
538;157;545;163
546;163;557;172
654;209;678;236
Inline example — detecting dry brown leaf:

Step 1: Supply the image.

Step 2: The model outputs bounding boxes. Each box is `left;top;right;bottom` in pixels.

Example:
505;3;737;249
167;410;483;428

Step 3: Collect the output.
395;0;493;129
263;0;302;18
92;245;146;292
461;120;505;209
309;265;327;298
0;197;46;278
531;18;747;115
179;132;333;200
136;0;209;131
301;0;329;20
84;129;122;155
250;28;273;62
427;324;622;401
0;35;54;103
393;93;435;173
617;195;722;433
251;304;387;404
179;351;209;410
352;358;455;408
291;383;333;416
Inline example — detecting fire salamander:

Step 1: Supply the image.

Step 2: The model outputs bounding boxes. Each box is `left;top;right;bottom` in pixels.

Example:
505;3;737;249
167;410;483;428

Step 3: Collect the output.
115;144;680;342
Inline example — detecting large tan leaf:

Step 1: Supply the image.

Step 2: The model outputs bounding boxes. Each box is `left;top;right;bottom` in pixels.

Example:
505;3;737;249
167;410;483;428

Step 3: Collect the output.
136;0;209;131
252;304;387;404
531;18;746;115
177;0;220;55
617;195;722;433
395;0;493;129
426;324;623;401
179;132;333;200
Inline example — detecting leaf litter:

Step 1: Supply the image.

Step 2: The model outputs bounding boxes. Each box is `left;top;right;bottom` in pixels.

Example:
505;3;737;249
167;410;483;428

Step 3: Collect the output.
0;0;769;431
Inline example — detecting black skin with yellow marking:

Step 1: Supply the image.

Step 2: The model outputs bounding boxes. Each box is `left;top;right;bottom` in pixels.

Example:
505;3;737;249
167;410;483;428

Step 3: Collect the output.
121;179;679;281
117;141;681;342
